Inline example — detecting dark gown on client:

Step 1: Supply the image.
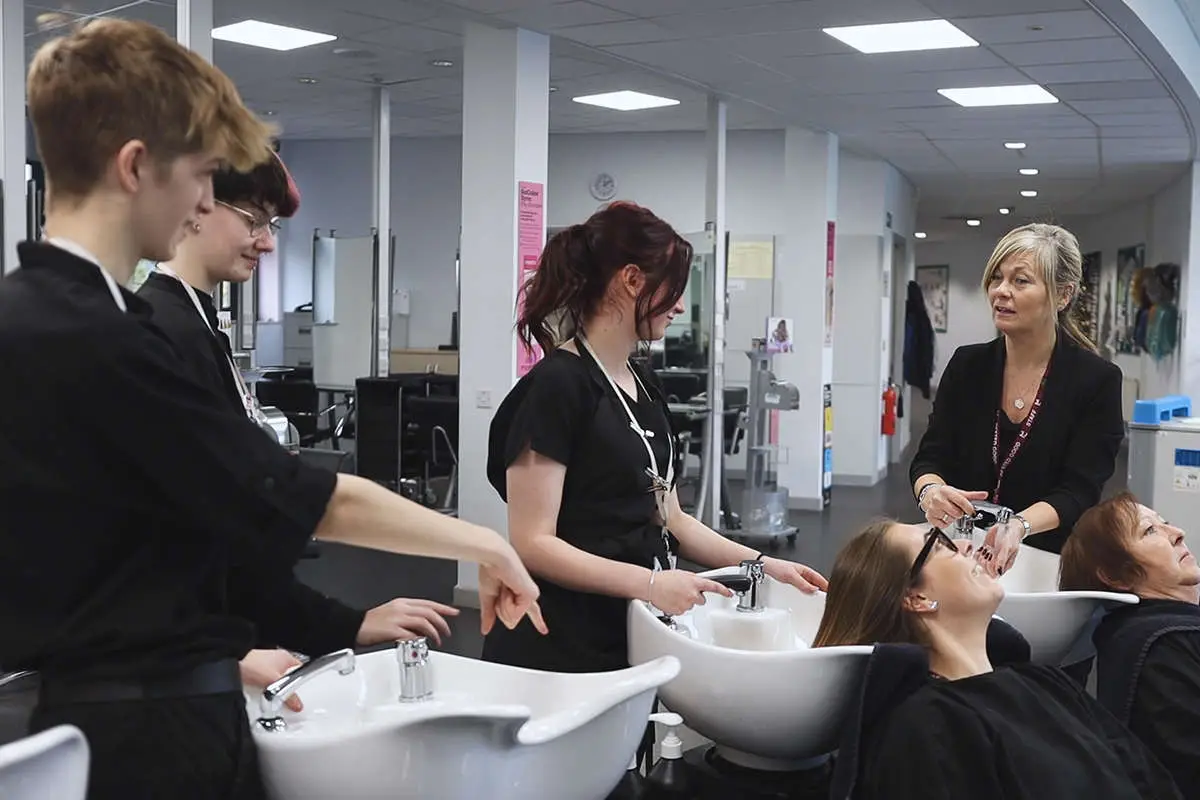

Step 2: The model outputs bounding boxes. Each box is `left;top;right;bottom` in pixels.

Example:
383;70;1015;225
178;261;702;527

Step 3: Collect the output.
1093;599;1200;799
831;643;1181;800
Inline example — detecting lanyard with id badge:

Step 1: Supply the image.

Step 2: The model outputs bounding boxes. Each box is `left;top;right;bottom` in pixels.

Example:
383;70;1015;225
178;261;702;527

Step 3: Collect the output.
577;335;676;579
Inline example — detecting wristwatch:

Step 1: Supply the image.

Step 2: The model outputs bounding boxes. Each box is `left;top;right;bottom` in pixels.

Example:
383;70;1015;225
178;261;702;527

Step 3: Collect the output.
1013;514;1032;539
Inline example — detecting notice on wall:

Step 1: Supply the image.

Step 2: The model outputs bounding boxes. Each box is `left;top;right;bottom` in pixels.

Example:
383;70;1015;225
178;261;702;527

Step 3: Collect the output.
516;181;545;378
824;221;836;348
1176;449;1200;493
728;240;774;280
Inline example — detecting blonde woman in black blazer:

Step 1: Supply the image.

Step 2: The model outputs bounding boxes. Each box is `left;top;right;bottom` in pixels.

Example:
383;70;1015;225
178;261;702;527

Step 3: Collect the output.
911;223;1125;568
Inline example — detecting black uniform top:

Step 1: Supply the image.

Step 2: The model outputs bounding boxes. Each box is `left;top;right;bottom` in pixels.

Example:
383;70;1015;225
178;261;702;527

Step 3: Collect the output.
481;343;676;673
860;664;1181;799
1094;599;1200;799
0;242;337;681
136;270;365;657
910;335;1125;553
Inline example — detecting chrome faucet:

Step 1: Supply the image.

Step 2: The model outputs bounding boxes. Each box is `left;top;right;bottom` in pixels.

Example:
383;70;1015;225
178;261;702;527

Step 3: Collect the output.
398;638;433;702
735;558;766;613
257;648;356;733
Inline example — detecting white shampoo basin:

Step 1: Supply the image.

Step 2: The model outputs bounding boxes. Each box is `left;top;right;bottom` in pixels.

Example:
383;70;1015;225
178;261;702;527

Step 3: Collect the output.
628;567;872;771
996;591;1138;664
998;544;1062;594
0;725;89;800
247;648;680;800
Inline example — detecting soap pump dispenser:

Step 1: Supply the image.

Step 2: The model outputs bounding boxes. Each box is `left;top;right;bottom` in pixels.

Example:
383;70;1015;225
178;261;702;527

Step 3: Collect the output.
645;712;691;798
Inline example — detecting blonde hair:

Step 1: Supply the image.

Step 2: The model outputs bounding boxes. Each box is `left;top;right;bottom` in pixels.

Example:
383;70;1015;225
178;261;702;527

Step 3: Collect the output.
28;18;275;205
980;223;1096;353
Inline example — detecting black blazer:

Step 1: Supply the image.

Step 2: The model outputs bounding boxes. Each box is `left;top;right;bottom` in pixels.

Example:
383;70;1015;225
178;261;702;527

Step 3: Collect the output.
910;336;1125;553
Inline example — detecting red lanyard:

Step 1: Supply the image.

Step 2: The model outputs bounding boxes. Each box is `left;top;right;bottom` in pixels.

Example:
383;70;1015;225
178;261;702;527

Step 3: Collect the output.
991;364;1050;502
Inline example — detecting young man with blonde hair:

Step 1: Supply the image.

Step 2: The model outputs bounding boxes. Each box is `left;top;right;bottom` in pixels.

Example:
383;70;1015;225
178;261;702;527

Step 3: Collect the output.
0;19;543;798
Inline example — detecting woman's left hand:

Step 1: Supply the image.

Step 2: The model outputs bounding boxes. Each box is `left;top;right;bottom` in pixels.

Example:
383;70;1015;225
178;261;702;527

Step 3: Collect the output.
762;557;828;594
980;521;1023;577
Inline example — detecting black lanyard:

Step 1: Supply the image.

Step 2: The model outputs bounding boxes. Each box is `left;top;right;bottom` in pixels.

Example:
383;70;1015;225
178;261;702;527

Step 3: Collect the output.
991;362;1050;502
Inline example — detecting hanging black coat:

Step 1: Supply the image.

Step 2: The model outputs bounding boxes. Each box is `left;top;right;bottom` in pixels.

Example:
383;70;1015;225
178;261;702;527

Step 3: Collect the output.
903;280;935;399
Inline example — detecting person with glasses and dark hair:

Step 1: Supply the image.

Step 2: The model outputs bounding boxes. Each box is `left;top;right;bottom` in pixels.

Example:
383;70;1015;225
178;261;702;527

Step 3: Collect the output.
136;149;463;709
816;519;1181;800
482;201;827;675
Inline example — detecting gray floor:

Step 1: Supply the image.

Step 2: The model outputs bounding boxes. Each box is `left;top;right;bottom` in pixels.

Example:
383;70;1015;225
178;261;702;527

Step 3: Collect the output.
295;408;1129;660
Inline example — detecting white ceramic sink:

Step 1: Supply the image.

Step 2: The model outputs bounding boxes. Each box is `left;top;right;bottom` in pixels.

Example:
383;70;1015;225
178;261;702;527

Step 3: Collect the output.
628;567;873;771
0;725;89;800
997;591;1138;664
998;544;1063;594
247;648;680;800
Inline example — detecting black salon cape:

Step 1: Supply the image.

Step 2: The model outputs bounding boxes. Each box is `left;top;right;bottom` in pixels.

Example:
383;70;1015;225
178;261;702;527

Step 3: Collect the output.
829;619;1181;800
1094;600;1200;800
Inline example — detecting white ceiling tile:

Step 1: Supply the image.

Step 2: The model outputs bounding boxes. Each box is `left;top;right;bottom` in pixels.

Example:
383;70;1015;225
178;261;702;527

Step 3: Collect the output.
1069;97;1180;116
989;36;1136;66
920;0;1088;15
497;1;632;30
1087;112;1187;127
591;0;786;14
349;24;462;52
1049;80;1169;101
954;11;1115;44
771;47;1009;81
440;0;560;13
810;66;1030;95
555;19;684;45
1025;60;1155;84
649;0;934;37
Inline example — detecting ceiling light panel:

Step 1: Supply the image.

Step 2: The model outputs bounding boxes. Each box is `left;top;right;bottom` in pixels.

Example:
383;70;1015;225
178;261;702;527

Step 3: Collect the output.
213;20;336;51
822;19;978;54
938;85;1058;107
572;90;680;111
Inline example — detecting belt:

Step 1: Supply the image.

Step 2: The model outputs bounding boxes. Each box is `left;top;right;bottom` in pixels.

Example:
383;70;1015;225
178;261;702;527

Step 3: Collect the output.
38;659;241;706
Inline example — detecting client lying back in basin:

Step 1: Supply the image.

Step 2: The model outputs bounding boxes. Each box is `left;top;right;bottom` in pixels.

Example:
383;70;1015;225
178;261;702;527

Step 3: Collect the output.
816;519;1182;800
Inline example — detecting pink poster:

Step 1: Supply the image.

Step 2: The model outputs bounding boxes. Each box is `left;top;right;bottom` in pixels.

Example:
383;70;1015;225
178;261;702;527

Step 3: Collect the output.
516;181;545;377
824;220;836;347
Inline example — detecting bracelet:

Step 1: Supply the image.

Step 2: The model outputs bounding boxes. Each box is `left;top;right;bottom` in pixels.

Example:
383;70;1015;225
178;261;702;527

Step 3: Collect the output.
1013;515;1032;539
917;483;942;509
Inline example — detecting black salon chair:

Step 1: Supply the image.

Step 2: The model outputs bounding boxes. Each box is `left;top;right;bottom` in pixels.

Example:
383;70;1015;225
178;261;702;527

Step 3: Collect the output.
405;395;459;513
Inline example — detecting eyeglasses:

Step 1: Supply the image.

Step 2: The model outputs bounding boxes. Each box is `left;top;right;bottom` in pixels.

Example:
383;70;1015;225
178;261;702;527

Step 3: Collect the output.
910;528;958;581
217;200;281;238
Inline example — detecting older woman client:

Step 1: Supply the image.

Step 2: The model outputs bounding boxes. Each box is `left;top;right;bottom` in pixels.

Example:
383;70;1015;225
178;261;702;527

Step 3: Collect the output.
1061;493;1200;799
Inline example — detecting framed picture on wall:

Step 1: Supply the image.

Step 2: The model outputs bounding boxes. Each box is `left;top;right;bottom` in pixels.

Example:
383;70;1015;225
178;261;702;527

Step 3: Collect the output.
1115;243;1145;354
1079;251;1101;346
916;264;949;333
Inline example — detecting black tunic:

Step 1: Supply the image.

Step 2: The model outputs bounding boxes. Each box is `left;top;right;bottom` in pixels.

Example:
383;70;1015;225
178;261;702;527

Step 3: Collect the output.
0;242;336;681
1094;599;1200;800
481;344;675;672
137;270;365;657
861;665;1181;800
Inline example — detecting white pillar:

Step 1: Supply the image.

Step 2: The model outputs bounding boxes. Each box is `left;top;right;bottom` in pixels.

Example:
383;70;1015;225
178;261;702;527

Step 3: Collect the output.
0;0;24;273
176;0;213;62
775;128;838;510
455;23;550;605
371;85;392;377
1183;162;1200;404
700;97;728;528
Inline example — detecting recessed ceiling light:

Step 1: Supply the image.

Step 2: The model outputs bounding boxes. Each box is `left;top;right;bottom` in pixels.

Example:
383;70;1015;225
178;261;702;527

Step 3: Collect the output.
966;219;982;227
999;207;1010;215
1021;190;1038;197
429;59;454;67
212;20;336;52
572;90;679;111
262;110;277;116
914;231;928;239
549;86;559;93
1005;142;1027;150
1019;168;1039;176
297;77;318;85
938;84;1058;107
822;19;977;54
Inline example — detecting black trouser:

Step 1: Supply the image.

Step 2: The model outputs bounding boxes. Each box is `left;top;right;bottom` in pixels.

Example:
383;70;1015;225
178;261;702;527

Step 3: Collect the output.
30;691;265;800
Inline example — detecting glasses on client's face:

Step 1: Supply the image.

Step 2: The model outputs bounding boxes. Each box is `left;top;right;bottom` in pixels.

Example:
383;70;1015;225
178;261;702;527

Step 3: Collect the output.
910;528;958;581
217;200;281;238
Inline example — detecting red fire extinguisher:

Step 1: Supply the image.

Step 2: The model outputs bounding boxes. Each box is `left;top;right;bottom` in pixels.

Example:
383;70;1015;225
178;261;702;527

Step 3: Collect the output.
882;381;898;436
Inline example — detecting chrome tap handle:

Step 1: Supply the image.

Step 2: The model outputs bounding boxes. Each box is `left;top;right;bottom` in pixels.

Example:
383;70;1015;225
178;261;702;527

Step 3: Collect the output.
398;637;433;702
257;648;356;731
736;559;766;613
971;500;1013;526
